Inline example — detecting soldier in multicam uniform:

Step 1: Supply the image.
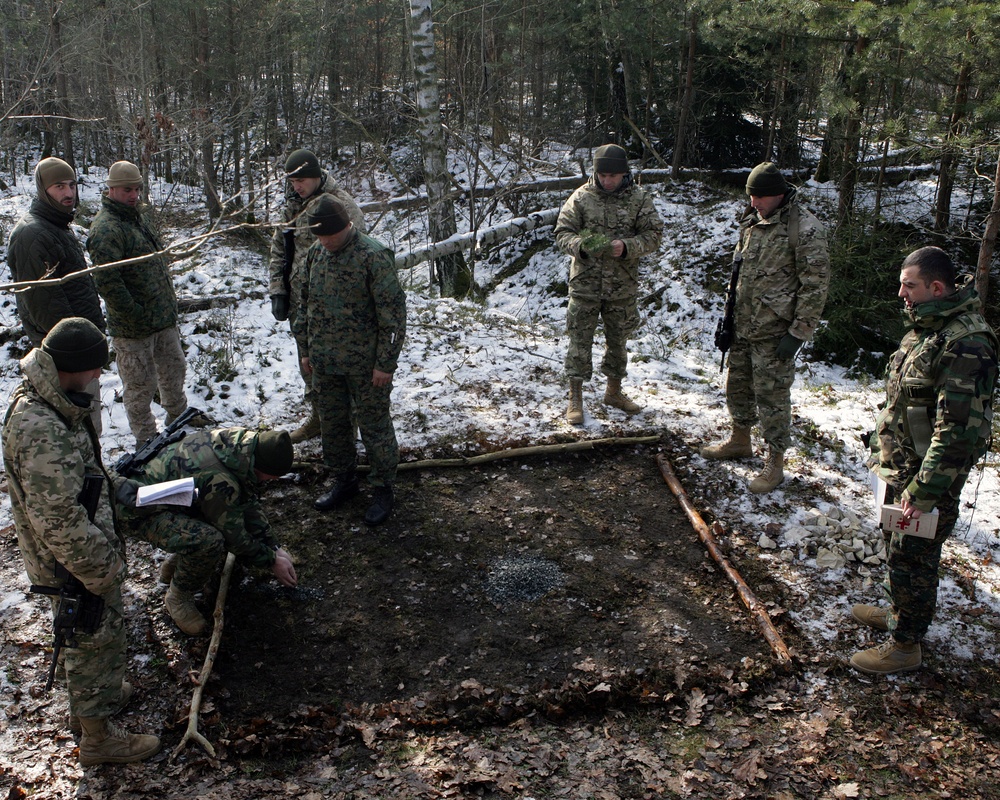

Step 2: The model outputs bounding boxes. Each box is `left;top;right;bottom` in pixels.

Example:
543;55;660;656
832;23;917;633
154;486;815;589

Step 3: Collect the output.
87;161;199;445
851;247;998;674
292;195;406;526
7;158;106;433
701;162;830;493
554;144;663;425
268;149;366;443
2;318;160;765
115;428;297;636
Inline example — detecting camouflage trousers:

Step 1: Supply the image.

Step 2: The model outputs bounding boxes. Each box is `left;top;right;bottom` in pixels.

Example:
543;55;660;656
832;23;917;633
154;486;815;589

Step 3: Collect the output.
313;371;398;487
725;334;796;451
85;374;103;436
50;588;126;719
880;483;963;643
564;296;639;381
125;511;225;593
113;327;188;445
287;310;316;407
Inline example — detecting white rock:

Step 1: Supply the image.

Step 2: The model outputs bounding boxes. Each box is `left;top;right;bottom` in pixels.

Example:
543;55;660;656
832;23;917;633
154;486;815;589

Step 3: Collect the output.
783;526;812;545
758;533;778;549
827;506;844;521
779;549;794;562
816;548;847;570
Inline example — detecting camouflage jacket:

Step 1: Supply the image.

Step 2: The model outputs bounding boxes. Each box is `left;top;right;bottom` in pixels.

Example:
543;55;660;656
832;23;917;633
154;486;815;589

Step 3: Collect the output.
869;277;998;512
87;195;177;339
267;173;366;313
734;189;830;342
87;195;178;338
554;174;663;303
292;229;406;375
1;349;123;596
116;428;279;569
7;197;106;346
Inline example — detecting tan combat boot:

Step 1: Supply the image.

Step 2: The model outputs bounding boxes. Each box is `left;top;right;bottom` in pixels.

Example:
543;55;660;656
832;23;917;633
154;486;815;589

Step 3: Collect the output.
158;553;178;584
164;582;209;636
749;447;785;493
78;716;161;766
566;379;584;425
700;425;752;460
849;638;921;674
289;405;321;443
851;604;890;632
603;378;641;414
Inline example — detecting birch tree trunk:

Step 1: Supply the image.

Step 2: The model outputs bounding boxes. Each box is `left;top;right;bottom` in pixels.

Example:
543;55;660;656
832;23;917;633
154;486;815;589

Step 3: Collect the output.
408;0;470;298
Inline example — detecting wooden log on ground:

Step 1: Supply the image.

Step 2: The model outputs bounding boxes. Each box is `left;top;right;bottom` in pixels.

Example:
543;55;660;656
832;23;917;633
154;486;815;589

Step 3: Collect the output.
655;453;794;666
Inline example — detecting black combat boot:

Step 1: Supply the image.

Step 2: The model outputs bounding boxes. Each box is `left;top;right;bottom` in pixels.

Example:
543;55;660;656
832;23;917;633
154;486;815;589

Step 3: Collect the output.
364;486;394;526
314;472;360;511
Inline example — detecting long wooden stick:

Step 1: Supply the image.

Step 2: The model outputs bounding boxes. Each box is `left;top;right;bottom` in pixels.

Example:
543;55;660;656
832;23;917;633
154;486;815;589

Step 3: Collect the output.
656;453;793;666
171;551;237;760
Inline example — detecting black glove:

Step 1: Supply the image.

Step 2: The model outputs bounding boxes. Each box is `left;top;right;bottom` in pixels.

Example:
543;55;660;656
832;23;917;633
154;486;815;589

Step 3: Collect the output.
114;478;141;509
271;295;289;322
776;333;804;360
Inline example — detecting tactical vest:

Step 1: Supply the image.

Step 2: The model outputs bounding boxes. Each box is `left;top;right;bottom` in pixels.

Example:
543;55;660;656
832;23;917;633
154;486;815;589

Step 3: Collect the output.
889;312;997;458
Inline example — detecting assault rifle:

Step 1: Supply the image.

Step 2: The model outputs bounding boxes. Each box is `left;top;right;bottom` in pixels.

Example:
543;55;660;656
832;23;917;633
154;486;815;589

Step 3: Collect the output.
113;406;203;478
281;228;296;297
29;474;107;691
714;253;742;372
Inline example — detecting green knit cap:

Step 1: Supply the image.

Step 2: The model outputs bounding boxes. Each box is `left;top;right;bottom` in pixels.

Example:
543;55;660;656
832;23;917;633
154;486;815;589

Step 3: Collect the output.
254;430;294;476
40;318;108;373
746;162;788;197
284;149;322;179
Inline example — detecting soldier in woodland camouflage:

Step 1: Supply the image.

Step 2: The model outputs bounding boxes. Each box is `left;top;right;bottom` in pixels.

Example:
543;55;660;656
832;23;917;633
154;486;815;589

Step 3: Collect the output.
850;247;997;675
87;161;198;445
292;195;406;526
701;163;830;493
269;149;366;443
2;318;159;765
115;427;297;636
554;144;663;424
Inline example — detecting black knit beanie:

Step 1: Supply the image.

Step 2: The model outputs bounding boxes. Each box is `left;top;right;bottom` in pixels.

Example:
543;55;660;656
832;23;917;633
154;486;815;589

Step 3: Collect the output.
284;149;322;179
745;162;789;197
593;144;629;174
307;194;350;235
254;430;294;476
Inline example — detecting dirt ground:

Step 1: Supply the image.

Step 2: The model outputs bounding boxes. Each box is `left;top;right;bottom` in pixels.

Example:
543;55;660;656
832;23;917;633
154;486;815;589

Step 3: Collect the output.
2;443;1000;799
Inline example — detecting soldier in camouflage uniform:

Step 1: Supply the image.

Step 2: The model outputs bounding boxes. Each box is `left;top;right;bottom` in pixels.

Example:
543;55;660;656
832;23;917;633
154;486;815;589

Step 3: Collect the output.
87;161;196;445
7;158;106;433
701;163;830;493
2;318;160;765
269;149;366;443
851;247;997;674
554;144;663;424
115;427;297;636
292;195;406;526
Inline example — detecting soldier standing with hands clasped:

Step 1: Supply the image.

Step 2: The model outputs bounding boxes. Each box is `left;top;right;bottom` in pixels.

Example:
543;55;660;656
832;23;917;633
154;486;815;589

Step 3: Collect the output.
851;247;997;674
701;163;830;493
2;318;160;765
554;144;663;425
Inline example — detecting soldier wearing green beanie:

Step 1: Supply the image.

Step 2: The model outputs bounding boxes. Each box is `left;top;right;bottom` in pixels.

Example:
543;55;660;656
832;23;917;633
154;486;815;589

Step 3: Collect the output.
701;162;830;494
7;158;107;432
267;149;367;443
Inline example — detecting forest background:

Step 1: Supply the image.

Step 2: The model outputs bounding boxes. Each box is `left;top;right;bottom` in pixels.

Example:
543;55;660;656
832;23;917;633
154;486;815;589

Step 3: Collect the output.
3;0;1000;360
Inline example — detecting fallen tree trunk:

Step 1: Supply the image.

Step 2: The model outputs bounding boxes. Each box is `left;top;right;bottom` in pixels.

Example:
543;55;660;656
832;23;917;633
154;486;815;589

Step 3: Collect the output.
655;453;794;667
171;551;237;761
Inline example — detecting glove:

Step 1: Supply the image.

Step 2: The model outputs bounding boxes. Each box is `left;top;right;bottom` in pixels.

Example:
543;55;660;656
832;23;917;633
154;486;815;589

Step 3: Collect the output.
776;333;804;360
114;478;141;509
271;295;289;322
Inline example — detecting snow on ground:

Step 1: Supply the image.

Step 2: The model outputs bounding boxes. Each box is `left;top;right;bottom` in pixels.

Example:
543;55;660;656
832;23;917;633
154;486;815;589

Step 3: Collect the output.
1;153;998;682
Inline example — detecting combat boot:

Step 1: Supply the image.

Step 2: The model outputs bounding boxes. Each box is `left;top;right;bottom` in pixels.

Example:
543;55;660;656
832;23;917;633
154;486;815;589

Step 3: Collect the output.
364;485;395;526
315;472;361;511
164;582;209;636
852;604;890;632
849;638;921;674
70;681;133;734
566;379;584;425
749;447;785;493
78;716;160;766
603;378;641;414
289;406;321;444
700;425;752;460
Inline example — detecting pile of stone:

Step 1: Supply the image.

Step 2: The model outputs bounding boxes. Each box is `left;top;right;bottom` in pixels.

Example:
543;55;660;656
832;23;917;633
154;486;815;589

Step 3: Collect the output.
758;505;887;574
